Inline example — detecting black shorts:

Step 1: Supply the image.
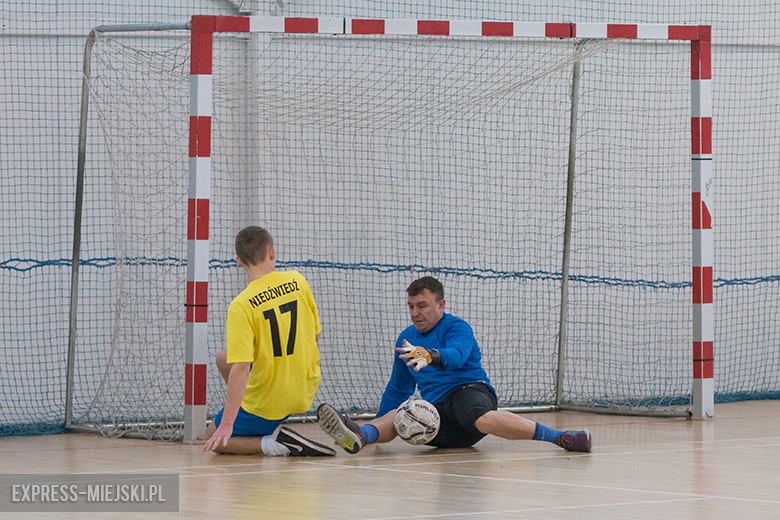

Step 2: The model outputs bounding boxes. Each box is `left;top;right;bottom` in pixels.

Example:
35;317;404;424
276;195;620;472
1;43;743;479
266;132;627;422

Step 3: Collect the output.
427;382;498;449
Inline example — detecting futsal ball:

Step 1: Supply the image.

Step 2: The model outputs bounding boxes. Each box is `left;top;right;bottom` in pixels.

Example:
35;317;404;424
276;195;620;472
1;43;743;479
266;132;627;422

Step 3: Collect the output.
393;397;440;445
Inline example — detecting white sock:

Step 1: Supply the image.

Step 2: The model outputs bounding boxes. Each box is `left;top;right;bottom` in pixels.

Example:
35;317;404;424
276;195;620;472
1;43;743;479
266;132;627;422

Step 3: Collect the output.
261;434;290;457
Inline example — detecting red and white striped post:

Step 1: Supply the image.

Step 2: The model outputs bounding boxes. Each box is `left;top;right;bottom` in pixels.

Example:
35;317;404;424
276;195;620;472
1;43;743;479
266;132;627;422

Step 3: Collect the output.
184;15;214;442
691;26;714;418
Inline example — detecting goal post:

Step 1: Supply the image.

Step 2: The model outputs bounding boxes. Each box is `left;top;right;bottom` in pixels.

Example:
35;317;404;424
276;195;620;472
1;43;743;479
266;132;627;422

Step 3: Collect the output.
185;16;713;440
691;28;714;419
66;16;712;441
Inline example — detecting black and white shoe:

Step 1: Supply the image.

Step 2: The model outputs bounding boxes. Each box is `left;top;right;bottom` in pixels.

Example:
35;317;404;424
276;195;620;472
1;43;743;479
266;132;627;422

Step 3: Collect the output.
276;426;336;457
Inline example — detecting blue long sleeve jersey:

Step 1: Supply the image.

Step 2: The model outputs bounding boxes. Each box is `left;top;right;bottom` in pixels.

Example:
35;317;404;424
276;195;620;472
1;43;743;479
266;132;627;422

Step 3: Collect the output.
376;312;496;417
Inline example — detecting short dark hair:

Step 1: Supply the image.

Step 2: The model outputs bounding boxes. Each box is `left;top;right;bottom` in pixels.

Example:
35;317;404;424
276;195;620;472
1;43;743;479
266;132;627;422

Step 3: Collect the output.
235;226;273;266
407;276;444;301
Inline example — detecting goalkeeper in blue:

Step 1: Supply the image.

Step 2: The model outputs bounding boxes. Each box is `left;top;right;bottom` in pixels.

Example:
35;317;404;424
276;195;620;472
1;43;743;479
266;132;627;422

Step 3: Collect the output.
317;276;591;454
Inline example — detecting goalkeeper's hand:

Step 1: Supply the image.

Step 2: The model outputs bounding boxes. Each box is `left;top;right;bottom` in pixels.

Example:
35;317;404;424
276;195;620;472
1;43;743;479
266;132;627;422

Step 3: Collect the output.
397;340;441;371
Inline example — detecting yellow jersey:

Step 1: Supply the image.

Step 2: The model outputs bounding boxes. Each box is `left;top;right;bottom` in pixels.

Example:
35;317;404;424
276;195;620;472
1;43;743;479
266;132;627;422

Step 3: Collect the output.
226;270;322;420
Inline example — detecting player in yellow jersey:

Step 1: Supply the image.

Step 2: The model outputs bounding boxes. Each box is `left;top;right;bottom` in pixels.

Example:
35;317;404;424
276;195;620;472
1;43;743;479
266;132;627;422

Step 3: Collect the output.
203;226;335;456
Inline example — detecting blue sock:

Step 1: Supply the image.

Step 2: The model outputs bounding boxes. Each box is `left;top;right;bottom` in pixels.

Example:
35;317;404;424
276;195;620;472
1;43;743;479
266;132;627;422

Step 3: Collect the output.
360;424;380;444
532;423;563;444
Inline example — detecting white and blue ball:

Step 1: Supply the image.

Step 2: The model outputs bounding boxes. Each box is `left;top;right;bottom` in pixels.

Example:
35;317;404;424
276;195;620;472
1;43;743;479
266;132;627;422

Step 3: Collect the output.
393;397;440;445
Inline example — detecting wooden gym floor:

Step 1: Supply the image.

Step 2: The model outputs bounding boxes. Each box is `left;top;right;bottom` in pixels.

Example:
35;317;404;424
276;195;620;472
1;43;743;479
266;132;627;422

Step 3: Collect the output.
1;400;779;519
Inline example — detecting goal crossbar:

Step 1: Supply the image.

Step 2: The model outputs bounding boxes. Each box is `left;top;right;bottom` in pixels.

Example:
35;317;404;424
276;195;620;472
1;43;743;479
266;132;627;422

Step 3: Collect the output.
184;16;713;441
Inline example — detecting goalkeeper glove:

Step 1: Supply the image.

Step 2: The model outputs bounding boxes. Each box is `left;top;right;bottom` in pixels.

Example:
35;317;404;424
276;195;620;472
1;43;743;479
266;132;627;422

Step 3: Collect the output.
398;339;442;371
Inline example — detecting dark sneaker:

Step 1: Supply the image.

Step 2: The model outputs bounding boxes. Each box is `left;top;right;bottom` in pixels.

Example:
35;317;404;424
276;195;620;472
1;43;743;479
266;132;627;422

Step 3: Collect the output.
556;429;592;452
316;403;366;454
276;426;336;457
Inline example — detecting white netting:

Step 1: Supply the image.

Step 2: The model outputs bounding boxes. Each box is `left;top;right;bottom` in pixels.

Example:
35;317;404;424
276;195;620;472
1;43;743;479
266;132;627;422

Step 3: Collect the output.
71;31;696;438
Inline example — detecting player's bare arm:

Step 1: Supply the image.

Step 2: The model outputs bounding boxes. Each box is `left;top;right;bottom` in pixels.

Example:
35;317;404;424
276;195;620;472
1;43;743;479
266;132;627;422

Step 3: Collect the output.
203;361;251;452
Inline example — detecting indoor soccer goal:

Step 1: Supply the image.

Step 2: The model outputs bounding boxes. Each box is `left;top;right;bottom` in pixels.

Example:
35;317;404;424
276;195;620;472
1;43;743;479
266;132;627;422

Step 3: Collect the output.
67;17;712;440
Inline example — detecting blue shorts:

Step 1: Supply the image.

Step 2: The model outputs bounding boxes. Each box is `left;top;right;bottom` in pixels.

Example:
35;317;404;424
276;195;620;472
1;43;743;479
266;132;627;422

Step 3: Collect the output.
214;407;288;437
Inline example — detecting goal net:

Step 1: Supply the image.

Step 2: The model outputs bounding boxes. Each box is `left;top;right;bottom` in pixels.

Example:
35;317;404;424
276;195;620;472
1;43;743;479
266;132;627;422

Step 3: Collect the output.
70;22;696;439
